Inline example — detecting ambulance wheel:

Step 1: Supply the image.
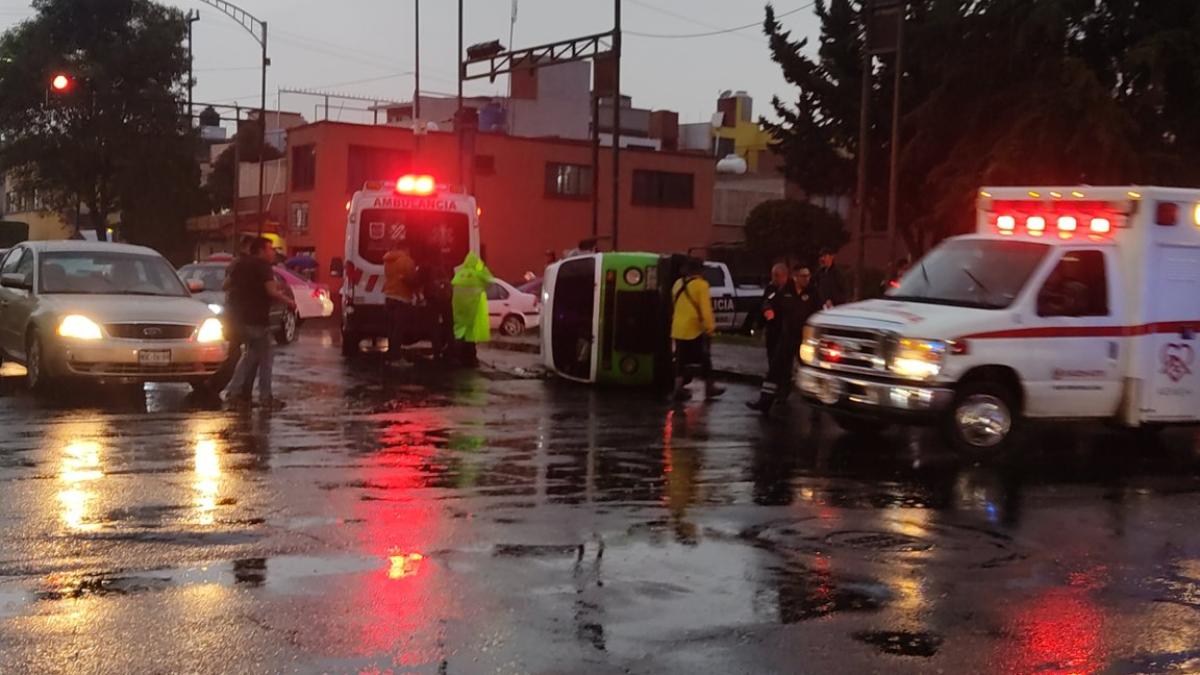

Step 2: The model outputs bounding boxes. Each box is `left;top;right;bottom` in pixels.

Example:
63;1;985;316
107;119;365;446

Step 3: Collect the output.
340;330;360;357
832;412;890;436
943;381;1017;455
500;314;525;337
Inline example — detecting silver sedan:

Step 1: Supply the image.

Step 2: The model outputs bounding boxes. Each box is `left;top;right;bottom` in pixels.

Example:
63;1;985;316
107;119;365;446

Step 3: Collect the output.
0;241;227;393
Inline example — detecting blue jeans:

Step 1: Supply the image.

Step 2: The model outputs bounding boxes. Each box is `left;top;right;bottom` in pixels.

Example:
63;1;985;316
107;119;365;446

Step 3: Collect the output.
225;325;273;400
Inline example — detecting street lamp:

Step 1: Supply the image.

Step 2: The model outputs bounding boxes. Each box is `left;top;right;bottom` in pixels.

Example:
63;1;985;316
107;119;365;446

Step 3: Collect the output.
49;73;72;93
195;0;270;237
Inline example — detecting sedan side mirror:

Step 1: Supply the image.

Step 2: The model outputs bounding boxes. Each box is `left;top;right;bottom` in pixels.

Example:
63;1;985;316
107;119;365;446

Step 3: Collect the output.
1;272;31;290
186;279;205;293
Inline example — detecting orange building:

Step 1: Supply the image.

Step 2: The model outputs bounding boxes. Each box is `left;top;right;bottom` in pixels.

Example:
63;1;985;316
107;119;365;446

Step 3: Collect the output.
283;121;716;283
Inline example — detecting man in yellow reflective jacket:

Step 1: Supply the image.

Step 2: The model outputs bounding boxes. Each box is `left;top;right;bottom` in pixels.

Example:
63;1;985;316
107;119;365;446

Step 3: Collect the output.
451;252;493;366
670;257;725;402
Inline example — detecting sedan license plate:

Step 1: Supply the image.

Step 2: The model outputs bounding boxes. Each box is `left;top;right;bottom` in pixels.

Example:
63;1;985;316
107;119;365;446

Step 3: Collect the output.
138;349;171;366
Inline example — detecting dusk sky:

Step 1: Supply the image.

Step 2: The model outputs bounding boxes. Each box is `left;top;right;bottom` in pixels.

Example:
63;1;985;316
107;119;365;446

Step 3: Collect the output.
0;0;820;126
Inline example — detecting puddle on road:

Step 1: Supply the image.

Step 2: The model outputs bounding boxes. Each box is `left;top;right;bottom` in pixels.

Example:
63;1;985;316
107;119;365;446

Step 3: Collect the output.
22;553;400;608
763;560;891;623
853;630;944;657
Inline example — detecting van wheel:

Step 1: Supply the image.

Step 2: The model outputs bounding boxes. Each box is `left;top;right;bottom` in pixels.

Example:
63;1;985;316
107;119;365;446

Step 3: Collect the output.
832;412;891;436
942;381;1017;455
500;315;525;337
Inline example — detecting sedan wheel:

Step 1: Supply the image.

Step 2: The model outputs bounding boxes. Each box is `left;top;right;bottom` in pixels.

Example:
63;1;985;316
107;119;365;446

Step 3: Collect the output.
500;315;525;337
25;333;53;393
276;310;298;345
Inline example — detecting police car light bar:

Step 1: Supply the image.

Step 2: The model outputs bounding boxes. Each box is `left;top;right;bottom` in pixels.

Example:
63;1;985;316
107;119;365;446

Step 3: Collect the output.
397;174;436;196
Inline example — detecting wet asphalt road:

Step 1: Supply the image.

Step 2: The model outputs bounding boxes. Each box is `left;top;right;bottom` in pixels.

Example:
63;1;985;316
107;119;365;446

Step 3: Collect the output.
1;323;1199;674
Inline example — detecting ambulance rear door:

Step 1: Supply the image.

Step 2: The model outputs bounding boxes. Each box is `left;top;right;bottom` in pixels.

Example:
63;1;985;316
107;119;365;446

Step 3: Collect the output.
1140;242;1200;422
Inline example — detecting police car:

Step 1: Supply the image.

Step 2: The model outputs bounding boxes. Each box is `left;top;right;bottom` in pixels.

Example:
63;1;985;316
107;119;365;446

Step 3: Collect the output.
339;174;480;356
799;186;1200;453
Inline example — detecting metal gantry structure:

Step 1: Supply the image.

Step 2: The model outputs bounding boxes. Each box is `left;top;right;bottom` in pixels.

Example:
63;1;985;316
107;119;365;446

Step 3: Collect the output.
459;1;623;249
195;0;270;236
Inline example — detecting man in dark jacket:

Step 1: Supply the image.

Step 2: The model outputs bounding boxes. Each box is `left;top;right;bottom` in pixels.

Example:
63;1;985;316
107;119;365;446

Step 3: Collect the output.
813;248;847;309
746;266;822;414
759;263;791;360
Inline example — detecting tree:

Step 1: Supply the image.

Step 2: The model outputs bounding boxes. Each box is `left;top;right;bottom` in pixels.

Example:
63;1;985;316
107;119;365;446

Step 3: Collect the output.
0;0;202;246
763;1;1200;254
744;199;849;267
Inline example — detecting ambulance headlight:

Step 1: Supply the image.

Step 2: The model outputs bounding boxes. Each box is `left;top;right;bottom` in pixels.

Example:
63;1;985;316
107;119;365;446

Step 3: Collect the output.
799;325;817;365
889;338;946;380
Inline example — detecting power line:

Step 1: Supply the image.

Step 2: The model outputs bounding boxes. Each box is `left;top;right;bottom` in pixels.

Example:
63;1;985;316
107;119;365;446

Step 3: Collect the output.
626;0;762;44
625;2;814;39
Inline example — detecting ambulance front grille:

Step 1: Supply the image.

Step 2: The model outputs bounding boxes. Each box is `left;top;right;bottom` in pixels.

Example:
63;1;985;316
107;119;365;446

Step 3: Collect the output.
814;326;892;375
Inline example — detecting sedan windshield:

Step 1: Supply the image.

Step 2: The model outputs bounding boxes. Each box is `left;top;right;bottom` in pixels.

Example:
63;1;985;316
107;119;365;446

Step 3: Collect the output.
40;251;189;297
888;239;1049;309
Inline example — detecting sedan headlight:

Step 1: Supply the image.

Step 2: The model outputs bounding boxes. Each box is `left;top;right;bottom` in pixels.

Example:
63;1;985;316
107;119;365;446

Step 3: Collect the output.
58;315;103;340
889;338;947;380
196;317;224;343
207;303;223;315
799;325;817;365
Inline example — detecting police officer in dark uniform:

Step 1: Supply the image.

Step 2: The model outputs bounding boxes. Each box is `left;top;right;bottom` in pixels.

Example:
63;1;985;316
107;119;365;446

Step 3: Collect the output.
758;263;791;360
747;266;821;414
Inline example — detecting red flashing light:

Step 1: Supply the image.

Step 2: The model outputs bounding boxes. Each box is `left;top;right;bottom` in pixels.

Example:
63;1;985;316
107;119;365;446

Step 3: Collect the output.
396;174;435;196
1026;216;1046;233
997;215;1016;232
1090;217;1111;234
818;340;843;363
1155;201;1179;226
50;73;72;93
1057;216;1077;232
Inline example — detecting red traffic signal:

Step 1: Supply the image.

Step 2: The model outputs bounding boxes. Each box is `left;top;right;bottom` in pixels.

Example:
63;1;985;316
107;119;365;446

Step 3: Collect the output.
49;73;73;93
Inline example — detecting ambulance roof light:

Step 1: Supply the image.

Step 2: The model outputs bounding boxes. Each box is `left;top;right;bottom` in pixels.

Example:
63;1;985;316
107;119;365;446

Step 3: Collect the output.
396;174;436;196
1057;216;1077;232
997;215;1016;233
1156;201;1179;226
1194;203;1200;228
1090;217;1111;234
1026;216;1046;233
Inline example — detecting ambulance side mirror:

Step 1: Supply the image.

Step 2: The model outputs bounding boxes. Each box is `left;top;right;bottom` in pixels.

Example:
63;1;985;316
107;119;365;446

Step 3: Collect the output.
329;257;343;278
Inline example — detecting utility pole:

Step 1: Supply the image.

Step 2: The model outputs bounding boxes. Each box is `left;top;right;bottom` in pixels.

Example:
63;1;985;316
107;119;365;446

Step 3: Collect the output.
456;0;464;187
258;20;268;237
186;10;199;122
194;1;270;236
412;0;423;159
611;0;621;250
591;92;600;239
885;2;906;260
854;32;871;301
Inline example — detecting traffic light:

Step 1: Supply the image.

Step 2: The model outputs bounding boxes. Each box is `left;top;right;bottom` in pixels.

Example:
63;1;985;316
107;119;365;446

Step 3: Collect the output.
49;73;73;94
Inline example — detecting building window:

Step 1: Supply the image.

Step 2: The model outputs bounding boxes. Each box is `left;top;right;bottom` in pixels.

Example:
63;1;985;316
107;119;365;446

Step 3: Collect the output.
290;201;309;234
347;145;411;193
291;144;316;191
475;154;496;175
545;162;593;199
632;170;693;208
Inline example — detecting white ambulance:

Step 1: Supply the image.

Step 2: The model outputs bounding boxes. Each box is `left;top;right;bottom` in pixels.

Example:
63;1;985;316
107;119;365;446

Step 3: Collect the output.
340;174;480;356
799;186;1200;453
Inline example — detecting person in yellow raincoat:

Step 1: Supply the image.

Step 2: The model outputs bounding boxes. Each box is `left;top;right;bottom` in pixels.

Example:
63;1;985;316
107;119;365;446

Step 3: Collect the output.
451;252;493;366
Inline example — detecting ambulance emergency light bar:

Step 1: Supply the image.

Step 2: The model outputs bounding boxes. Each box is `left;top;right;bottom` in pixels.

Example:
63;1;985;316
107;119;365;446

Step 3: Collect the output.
981;193;1127;239
357;175;459;197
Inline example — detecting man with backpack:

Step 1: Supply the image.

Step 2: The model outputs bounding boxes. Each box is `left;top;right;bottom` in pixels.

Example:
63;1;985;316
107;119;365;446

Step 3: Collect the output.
670;257;725;402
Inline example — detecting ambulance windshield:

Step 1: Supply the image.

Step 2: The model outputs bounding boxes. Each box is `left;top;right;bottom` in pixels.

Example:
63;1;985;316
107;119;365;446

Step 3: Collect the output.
888;239;1049;309
358;209;469;268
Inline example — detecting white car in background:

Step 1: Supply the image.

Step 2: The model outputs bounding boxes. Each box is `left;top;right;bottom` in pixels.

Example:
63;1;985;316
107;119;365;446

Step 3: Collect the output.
487;279;541;337
275;266;334;319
